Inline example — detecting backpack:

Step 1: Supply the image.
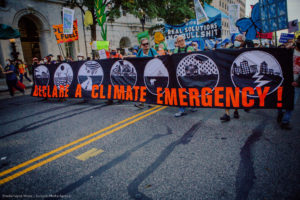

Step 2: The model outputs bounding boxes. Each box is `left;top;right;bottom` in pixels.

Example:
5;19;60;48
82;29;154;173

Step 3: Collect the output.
137;48;155;57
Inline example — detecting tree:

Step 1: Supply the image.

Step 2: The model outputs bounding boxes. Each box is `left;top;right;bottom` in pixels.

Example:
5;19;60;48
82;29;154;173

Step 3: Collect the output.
111;0;212;25
72;0;139;41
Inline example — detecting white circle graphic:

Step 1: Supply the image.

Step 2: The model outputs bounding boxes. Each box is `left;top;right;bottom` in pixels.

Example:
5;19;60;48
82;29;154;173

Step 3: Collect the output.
54;63;73;90
110;60;137;92
230;50;284;98
176;54;219;95
34;65;50;87
77;61;104;91
143;58;169;95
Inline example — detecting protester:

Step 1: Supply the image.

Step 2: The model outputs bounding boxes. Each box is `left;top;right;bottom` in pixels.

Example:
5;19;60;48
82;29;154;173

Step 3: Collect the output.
173;36;196;117
136;38;158;57
285;39;295;49
18;60;33;84
0;59;25;97
109;49;123;59
132;49;138;56
157;43;166;56
277;36;300;130
77;53;85;61
191;42;199;51
220;34;246;122
57;55;64;63
134;38;158;108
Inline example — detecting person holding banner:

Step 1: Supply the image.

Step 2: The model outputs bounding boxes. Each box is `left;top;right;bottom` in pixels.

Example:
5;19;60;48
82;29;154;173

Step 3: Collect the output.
278;36;300;130
136;38;158;57
173;36;196;117
134;38;158;108
220;34;246;122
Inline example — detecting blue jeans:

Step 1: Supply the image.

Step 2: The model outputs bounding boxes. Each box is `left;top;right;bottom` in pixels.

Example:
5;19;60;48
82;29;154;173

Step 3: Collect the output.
279;87;300;123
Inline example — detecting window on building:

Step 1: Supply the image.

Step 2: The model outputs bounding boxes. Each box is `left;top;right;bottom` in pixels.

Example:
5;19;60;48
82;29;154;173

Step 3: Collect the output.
65;42;75;60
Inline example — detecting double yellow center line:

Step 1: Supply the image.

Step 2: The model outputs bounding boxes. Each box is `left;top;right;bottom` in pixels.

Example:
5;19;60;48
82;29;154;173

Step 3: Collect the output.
0;105;167;185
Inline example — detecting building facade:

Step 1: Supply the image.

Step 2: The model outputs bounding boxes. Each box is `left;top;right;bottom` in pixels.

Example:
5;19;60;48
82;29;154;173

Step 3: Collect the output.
211;0;246;38
0;0;158;66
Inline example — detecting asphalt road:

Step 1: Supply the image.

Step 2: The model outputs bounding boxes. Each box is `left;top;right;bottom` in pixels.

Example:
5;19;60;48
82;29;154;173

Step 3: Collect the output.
0;94;299;200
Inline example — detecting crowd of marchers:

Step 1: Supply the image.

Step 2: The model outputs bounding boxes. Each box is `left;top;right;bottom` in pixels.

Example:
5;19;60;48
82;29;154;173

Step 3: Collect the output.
1;34;299;130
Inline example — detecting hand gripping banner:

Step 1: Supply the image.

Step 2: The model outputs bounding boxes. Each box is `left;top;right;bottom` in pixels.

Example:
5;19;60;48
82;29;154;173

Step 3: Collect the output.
31;48;294;109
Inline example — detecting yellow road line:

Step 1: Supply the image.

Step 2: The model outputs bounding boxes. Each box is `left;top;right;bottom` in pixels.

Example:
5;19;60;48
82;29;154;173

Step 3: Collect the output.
75;148;104;161
0;106;167;185
0;105;161;178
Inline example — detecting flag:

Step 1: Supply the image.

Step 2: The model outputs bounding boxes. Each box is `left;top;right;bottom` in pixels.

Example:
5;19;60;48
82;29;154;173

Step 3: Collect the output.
228;4;240;33
204;2;228;19
194;0;209;24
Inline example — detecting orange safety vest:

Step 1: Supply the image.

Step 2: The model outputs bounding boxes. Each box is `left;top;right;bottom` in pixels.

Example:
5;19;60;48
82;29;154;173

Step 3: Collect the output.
18;64;26;74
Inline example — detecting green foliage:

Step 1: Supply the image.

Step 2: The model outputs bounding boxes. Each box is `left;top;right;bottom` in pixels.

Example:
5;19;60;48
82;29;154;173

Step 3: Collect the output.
95;0;107;40
107;0;212;25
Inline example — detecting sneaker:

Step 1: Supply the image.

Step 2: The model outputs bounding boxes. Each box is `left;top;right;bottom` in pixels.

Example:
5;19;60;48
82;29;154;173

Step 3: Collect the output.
220;114;230;122
280;122;292;130
174;111;186;117
244;109;250;113
234;110;239;119
134;103;144;109
277;113;283;123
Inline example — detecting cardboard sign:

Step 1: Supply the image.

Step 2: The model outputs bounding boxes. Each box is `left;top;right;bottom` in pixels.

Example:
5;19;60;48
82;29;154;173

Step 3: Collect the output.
63;7;75;34
288;20;299;33
92;41;110;51
52;20;78;44
98;49;107;59
279;33;294;43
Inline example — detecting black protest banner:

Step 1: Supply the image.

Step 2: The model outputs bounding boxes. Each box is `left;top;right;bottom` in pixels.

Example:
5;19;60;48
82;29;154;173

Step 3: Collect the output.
31;48;294;109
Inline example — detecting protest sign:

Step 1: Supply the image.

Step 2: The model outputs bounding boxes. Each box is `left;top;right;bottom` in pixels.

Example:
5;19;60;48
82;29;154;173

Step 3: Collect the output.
165;14;221;49
279;33;294;43
228;4;240;34
52;20;78;44
92;41;110;50
259;0;288;33
98;49;107;59
288;20;299;33
32;49;294;110
63;7;75;34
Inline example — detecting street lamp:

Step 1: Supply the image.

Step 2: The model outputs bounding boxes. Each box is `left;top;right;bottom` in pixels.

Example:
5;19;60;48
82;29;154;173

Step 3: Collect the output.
9;39;19;61
139;10;146;32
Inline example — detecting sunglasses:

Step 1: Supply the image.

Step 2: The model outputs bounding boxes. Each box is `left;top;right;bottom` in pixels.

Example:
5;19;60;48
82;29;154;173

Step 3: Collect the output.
142;43;149;46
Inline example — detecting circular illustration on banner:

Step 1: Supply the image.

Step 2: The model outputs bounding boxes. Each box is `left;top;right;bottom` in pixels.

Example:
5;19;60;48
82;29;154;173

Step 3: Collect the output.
77;61;104;91
176;54;219;94
231;51;284;97
54;63;73;90
144;58;169;95
34;65;50;86
110;60;137;91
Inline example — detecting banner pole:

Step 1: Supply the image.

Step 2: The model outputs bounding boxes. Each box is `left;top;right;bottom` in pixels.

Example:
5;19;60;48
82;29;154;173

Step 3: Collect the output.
58;44;66;59
275;31;278;47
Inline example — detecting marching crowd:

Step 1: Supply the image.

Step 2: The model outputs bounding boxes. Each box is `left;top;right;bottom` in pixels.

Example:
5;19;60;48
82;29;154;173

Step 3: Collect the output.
0;34;299;130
